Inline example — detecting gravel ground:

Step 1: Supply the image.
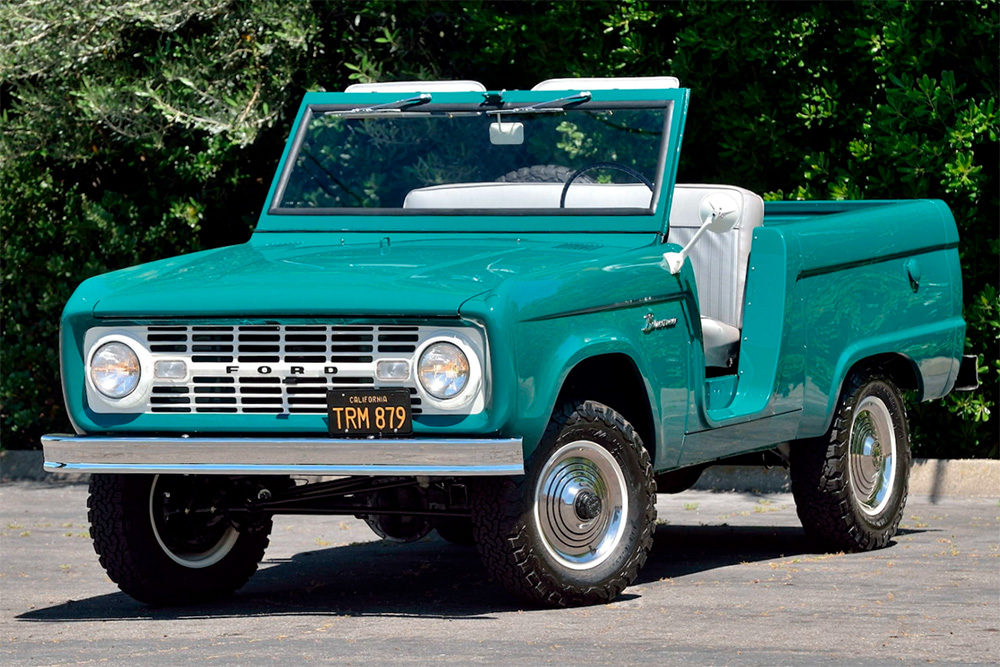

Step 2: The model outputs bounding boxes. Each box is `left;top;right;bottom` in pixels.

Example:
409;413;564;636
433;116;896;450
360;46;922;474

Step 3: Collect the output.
1;481;997;666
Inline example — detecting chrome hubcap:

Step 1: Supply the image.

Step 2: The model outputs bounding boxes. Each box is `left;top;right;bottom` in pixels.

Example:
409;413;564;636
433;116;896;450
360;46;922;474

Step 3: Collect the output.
533;441;628;570
848;397;897;515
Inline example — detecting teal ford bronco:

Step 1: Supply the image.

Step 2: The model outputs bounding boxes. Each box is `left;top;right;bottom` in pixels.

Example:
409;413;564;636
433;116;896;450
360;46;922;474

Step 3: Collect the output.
43;77;978;607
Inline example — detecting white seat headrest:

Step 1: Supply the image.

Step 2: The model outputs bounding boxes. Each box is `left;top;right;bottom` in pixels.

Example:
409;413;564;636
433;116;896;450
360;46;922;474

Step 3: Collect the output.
668;184;762;230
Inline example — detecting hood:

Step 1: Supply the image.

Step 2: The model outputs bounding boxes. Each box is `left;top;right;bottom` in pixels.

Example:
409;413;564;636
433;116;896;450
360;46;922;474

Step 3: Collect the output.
89;235;627;319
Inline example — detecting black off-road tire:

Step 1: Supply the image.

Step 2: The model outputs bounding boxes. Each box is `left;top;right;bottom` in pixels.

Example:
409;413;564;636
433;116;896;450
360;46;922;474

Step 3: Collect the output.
471;401;656;607
495;164;593;184
790;370;911;552
88;474;272;605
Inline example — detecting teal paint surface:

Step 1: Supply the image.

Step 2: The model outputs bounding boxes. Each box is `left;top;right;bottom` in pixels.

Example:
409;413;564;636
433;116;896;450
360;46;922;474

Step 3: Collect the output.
55;83;967;474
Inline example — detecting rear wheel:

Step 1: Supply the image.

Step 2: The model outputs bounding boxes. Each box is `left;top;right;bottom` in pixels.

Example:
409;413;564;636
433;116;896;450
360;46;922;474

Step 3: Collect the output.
790;370;911;552
472;401;656;606
89;474;273;605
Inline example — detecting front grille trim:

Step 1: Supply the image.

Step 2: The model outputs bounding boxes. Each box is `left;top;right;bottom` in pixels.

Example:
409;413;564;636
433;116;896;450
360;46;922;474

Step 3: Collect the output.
85;323;486;417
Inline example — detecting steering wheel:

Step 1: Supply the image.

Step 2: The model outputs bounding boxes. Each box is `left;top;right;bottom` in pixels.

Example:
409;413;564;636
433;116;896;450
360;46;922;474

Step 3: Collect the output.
559;162;654;208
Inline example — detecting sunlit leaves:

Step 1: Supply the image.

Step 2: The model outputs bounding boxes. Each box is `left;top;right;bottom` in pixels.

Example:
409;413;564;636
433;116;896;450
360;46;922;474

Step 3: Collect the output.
0;0;320;445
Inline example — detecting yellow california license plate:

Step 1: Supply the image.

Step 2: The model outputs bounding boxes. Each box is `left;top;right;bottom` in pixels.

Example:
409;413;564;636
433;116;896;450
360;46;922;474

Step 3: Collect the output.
326;389;413;436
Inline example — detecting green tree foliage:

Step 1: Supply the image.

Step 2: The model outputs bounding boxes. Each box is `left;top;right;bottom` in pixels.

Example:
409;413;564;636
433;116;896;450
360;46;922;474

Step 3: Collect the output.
0;0;321;446
2;0;996;456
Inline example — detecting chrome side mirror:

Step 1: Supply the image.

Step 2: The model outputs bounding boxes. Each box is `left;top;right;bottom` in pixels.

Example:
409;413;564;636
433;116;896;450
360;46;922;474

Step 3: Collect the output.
699;193;740;233
663;193;741;275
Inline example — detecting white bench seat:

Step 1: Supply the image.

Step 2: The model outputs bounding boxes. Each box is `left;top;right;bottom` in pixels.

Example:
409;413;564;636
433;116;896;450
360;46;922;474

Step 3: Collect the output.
403;182;653;210
668;184;764;368
701;318;741;369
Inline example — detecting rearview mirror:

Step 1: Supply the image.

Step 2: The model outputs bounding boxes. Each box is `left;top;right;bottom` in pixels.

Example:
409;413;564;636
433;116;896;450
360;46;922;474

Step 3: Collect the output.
490;121;524;145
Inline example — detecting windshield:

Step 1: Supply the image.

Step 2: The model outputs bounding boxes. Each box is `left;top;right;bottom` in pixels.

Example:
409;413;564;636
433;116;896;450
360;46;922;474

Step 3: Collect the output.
272;104;669;215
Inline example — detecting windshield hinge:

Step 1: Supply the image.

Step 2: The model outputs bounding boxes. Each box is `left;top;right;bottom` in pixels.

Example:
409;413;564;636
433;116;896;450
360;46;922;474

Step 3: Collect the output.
482;90;505;105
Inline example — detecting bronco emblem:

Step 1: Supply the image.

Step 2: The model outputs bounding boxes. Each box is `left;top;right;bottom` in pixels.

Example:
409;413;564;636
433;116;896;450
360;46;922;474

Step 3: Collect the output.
642;312;677;334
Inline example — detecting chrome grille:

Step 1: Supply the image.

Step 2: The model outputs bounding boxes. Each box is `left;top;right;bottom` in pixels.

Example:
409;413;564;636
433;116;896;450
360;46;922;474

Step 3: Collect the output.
85;323;484;416
142;324;422;363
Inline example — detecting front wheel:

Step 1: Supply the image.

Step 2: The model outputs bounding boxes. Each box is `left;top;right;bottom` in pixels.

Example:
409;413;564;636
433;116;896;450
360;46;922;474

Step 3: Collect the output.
471;401;656;606
790;370;911;552
88;474;273;605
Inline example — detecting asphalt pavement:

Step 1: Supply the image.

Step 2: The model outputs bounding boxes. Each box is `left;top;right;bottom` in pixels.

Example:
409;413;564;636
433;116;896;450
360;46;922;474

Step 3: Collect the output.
1;481;997;666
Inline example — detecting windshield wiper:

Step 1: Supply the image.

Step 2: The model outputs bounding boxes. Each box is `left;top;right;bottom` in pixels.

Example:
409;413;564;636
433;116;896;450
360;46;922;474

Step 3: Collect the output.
337;93;433;115
488;91;592;117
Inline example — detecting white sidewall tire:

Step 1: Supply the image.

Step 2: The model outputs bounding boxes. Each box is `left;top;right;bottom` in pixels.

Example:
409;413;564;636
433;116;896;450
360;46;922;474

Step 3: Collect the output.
149;474;240;568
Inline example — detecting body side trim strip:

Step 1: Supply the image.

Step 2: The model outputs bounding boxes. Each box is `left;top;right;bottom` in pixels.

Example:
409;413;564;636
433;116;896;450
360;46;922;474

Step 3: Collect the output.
524;293;681;323
797;242;958;280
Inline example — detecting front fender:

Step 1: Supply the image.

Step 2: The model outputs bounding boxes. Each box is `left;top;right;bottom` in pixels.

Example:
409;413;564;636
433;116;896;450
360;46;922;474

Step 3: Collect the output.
461;244;695;464
516;333;653;454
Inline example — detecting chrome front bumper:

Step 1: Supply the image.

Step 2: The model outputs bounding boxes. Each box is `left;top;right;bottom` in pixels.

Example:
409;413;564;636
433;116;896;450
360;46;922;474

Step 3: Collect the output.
41;434;524;476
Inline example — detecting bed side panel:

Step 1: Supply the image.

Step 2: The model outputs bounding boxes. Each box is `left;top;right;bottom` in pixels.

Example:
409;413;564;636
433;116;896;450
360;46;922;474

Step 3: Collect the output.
776;200;964;438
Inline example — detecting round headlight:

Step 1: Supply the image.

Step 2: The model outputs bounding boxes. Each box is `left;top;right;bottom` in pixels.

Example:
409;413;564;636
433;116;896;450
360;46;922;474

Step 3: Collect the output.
90;342;141;399
417;342;470;399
